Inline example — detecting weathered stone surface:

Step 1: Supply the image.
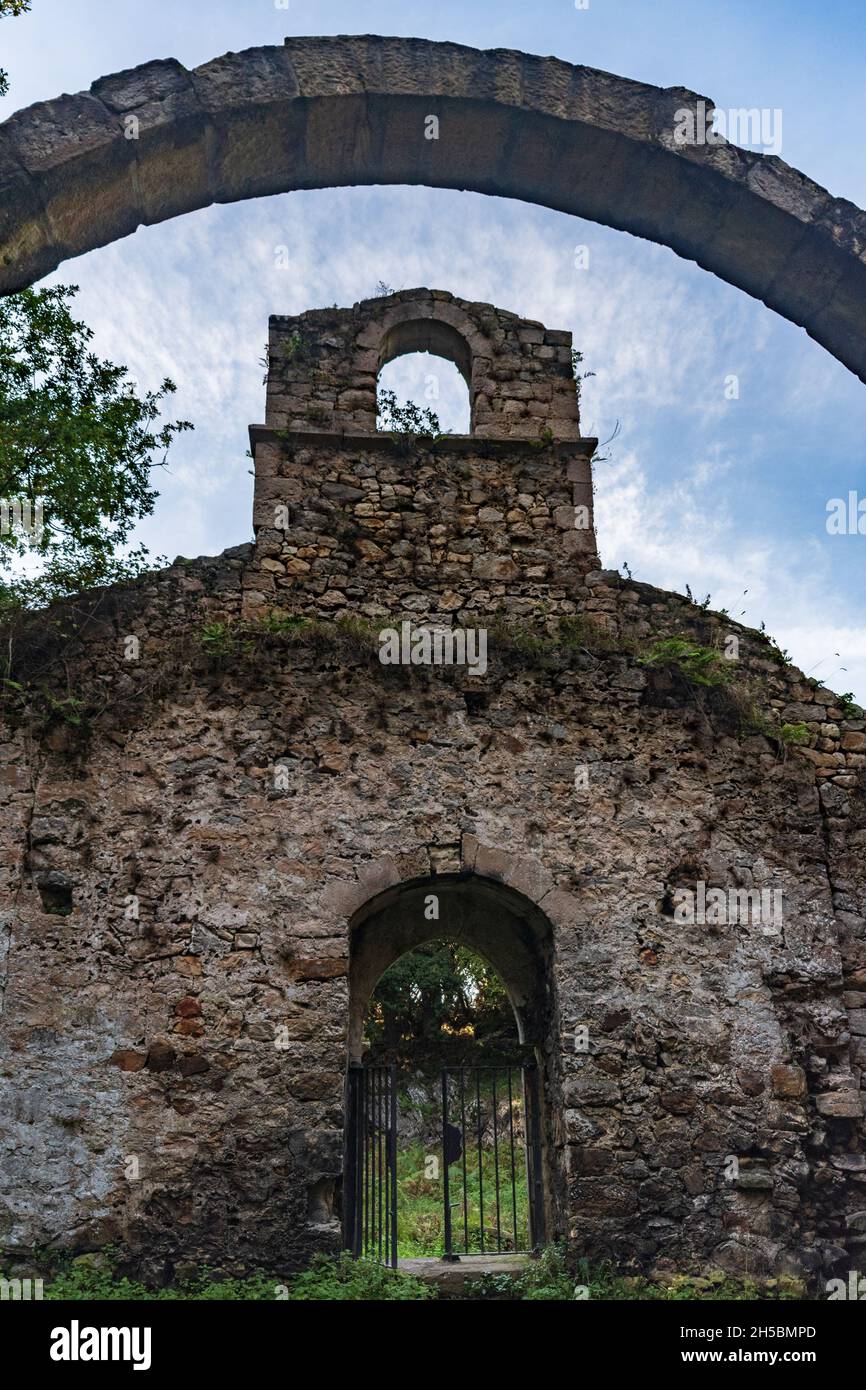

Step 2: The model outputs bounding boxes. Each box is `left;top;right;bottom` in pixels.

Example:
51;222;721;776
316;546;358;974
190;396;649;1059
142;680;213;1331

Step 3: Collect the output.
1;288;865;1288
248;290;599;614
109;1049;146;1072
816;1092;863;1118
771;1065;808;1099
3;37;866;384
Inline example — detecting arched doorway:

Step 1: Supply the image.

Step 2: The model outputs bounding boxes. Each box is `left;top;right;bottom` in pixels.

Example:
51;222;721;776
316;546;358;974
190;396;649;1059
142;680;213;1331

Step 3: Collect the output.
343;873;560;1265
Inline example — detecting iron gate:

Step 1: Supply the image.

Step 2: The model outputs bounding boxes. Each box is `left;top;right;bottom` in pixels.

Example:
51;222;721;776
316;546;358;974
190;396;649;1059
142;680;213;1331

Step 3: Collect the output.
345;1064;398;1267
441;1063;544;1258
345;1062;544;1264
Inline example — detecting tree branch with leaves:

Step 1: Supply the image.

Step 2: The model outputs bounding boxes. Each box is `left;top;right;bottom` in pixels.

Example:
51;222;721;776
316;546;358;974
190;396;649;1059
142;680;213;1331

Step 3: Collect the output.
0;284;192;611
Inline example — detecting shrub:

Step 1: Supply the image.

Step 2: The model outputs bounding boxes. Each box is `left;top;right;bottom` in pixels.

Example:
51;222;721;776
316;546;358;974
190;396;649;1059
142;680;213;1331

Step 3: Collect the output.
38;1260;279;1301
287;1253;436;1301
780;721;811;747
639;636;731;688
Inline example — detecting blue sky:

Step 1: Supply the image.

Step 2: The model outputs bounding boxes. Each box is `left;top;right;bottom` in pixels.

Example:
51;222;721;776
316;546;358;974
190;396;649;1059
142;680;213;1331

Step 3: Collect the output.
2;0;865;700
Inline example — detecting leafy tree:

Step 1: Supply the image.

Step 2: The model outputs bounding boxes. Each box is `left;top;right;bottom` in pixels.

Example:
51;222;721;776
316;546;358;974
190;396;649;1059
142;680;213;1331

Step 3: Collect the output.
0;284;192;609
364;940;518;1065
0;0;30;98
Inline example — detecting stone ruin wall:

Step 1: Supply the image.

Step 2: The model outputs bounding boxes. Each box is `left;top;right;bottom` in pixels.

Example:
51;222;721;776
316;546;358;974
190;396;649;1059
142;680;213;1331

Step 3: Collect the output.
246;291;597;626
0;292;865;1285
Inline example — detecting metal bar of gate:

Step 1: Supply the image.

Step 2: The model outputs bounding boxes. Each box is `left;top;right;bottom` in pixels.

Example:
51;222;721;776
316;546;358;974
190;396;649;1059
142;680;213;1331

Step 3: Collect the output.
345;1066;359;1255
475;1070;484;1253
388;1066;398;1268
460;1068;469;1255
347;1065;398;1267
507;1067;518;1249
442;1070;453;1259
492;1069;501;1252
376;1067;383;1263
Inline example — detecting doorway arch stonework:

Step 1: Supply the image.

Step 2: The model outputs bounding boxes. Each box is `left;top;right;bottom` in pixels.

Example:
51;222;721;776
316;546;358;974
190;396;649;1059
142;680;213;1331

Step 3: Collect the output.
344;851;571;1246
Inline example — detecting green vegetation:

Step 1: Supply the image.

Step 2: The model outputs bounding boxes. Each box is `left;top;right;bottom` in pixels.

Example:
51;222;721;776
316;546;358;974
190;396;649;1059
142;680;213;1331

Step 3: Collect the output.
570;348;595;410
4;1249;814;1301
740;708;815;755
638;636;732;688
256;611;314;637
487;611;611;666
366;945;530;1258
837;691;863;719
279;332;314;362
41;1261;277;1302
475;1244;576;1299
199;620;246;657
0;0;30;99
377;388;442;446
530;424;556;450
0;284;190;609
365;941;516;1064
287;1253;434;1300
395;1138;530;1258
7;1253;432;1301
197;611;379;663
780;721;811;747
475;1248;806;1301
0;607;384;740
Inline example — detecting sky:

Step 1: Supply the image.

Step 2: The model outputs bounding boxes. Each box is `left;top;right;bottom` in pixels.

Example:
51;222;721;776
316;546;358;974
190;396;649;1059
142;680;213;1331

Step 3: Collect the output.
2;0;865;700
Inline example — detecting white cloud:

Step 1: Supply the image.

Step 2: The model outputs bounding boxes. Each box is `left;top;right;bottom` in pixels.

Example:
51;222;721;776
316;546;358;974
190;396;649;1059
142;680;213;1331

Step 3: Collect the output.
43;184;866;701
595;449;866;701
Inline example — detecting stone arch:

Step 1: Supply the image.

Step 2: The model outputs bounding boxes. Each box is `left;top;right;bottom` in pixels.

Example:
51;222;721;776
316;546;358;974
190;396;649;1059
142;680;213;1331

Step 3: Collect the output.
344;852;571;1241
2;36;866;383
347;872;556;1064
376;340;473;435
377;315;474;432
378;316;473;388
358;291;503;436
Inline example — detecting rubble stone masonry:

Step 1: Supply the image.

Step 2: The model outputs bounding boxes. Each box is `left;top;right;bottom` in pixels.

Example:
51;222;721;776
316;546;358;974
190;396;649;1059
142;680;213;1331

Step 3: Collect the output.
0;291;864;1285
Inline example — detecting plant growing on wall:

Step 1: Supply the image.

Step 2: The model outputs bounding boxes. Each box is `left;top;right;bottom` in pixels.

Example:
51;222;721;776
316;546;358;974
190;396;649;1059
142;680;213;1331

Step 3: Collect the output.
376;388;442;449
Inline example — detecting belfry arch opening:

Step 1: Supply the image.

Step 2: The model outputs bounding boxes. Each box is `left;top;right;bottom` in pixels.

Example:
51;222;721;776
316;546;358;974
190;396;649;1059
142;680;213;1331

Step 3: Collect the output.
376;350;471;436
344;874;562;1262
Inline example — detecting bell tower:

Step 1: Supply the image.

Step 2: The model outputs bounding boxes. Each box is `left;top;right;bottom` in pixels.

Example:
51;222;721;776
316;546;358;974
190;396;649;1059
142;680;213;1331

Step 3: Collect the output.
246;288;599;624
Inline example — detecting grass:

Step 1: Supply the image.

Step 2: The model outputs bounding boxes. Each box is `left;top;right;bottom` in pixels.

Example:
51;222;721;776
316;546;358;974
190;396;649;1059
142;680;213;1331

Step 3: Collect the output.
2;1254;433;1302
638;636;732;688
474;1249;807;1301
3;1248;812;1301
395;1139;530;1258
